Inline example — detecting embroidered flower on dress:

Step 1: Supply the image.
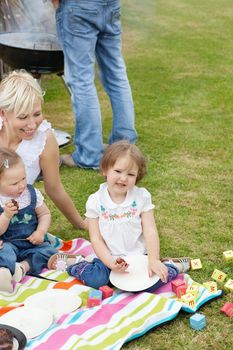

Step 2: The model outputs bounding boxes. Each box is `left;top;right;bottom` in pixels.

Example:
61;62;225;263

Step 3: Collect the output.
19;213;32;224
101;201;138;221
10;216;19;224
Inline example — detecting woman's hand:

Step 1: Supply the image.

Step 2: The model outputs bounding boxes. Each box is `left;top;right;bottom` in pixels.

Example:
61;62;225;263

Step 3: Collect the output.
148;259;168;283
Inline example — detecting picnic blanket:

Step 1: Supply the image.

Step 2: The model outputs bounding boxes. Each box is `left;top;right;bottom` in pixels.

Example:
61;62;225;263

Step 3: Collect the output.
0;234;222;349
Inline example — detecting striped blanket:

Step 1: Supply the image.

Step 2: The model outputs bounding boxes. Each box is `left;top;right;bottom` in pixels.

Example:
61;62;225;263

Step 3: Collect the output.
0;235;222;349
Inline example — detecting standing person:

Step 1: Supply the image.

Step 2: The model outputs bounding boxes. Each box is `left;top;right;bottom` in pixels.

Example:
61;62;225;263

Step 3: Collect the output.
0;69;87;230
65;141;190;290
0;148;58;293
51;0;137;169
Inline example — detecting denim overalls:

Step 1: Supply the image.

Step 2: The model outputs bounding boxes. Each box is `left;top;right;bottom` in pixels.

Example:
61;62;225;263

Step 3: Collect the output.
0;185;57;275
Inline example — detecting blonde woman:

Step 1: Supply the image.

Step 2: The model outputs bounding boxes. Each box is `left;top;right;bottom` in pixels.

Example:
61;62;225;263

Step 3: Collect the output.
0;70;87;230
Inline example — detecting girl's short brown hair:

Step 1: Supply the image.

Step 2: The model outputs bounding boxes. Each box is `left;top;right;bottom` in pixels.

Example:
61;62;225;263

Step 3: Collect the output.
0;147;22;176
100;141;147;183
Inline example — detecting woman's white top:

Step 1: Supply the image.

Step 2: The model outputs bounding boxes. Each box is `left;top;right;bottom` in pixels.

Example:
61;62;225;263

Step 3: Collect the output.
0;187;44;210
85;183;155;258
16;120;52;184
0;117;51;185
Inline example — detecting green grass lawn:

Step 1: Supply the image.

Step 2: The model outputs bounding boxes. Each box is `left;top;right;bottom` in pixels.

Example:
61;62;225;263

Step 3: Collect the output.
40;0;233;348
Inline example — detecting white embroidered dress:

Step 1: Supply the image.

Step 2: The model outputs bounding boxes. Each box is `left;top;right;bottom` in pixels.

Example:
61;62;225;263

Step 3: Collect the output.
0;118;51;185
85;183;155;258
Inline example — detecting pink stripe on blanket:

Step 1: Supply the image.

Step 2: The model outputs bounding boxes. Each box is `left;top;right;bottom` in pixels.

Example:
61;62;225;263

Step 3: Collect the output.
61;239;94;257
32;295;138;349
56;313;70;324
68;245;94;257
71;239;88;250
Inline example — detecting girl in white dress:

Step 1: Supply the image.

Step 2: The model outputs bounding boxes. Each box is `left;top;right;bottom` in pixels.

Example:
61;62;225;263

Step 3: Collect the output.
0;70;86;230
66;141;190;290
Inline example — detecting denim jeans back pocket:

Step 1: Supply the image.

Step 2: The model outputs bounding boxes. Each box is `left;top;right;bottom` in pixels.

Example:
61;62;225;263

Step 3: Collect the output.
111;8;121;35
65;7;99;36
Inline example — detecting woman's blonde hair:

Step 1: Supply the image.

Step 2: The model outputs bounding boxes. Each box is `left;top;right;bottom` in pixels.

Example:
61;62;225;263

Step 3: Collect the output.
100;140;147;183
0;70;44;117
0;147;22;177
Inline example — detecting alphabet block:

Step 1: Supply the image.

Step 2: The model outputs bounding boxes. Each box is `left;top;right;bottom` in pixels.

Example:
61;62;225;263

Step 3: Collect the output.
211;269;227;283
224;279;233;292
87;289;102;308
203;281;218;293
176;285;187;298
220;302;233;317
171;279;186;294
186;284;200;299
181;293;196;308
99;285;114;299
189;313;206;330
190;259;202;270
223;250;233;261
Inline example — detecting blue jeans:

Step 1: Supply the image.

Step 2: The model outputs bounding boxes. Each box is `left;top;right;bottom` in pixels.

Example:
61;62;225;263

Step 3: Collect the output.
67;258;179;292
0;241;57;275
56;0;137;169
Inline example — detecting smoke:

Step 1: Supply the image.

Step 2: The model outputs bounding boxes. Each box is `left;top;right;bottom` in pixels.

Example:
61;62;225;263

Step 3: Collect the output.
0;0;56;34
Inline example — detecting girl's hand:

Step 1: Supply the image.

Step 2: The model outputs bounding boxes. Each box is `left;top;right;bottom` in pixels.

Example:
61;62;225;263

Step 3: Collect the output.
4;201;18;219
27;230;44;245
148;260;168;283
111;258;129;273
0;240;3;250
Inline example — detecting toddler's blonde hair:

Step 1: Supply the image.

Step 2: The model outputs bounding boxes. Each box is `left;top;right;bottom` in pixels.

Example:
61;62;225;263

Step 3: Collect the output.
100;140;147;183
0;147;22;177
0;70;44;117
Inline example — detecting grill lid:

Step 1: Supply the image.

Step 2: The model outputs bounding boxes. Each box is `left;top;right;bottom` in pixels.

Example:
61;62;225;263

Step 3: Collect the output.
0;32;64;74
0;32;62;51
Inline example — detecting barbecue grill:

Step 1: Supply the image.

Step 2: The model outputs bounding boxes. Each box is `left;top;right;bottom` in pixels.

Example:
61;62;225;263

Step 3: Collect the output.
0;32;64;75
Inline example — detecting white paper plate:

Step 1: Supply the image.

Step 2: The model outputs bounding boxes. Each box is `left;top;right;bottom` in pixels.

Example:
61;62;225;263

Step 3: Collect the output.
24;289;82;318
53;128;71;147
110;255;160;292
0;306;53;339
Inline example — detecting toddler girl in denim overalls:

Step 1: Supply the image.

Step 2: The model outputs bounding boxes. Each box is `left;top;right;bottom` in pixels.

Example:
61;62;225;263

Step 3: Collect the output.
0;147;57;293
